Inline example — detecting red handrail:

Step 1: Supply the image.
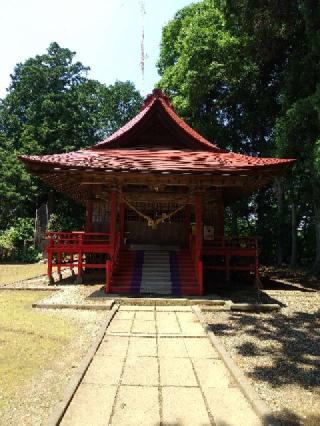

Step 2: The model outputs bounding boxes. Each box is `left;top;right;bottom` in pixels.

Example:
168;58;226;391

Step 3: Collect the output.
46;231;114;286
202;236;259;281
46;231;111;246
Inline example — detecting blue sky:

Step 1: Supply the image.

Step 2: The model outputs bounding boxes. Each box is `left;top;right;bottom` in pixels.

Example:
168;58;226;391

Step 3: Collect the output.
0;0;195;98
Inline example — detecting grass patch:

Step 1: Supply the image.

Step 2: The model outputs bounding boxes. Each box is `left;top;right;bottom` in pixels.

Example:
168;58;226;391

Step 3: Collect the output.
0;263;46;285
0;291;78;411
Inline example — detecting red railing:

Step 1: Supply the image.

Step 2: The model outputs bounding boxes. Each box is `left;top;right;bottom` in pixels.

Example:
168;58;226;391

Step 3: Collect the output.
203;236;259;281
46;231;111;246
46;231;120;291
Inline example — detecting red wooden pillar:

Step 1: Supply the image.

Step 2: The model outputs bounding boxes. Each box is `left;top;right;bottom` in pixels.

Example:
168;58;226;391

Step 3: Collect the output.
109;191;118;250
57;252;62;281
184;204;191;246
47;239;54;285
119;202;125;248
195;195;203;295
105;191;118;293
76;233;83;284
86;200;93;232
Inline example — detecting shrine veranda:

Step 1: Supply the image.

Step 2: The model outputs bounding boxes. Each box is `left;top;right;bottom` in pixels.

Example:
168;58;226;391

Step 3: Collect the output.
20;89;294;295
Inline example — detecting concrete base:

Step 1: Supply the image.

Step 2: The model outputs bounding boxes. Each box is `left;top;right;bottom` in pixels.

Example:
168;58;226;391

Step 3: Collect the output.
113;296;227;307
32;301;115;311
48;276;55;285
75;275;83;284
230;303;281;312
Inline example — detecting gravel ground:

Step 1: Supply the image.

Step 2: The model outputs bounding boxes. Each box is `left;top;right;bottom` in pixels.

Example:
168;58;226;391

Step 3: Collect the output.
36;284;109;306
203;289;320;426
0;268;110;308
1;308;105;426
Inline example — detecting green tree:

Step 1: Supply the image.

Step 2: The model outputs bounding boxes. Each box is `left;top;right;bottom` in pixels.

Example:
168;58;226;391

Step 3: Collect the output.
274;0;320;275
157;0;320;274
98;80;143;138
157;0;289;262
0;42;142;230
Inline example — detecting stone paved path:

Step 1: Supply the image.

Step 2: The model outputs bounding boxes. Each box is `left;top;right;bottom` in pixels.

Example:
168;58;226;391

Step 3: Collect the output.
61;306;261;426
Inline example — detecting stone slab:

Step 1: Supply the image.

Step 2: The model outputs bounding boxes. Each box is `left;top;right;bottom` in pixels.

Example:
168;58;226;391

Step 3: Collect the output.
132;319;156;334
106;333;208;338
155;311;176;321
118;305;155;311
179;321;206;336
184;337;219;359
83;355;123;386
155;305;192;311
134;311;155;321
156;319;181;334
158;337;189;358
115;310;135;320
107;319;133;333
122;356;158;386
193;305;272;422
96;336;129;358
127;337;157;357
176;312;198;323
60;383;116;426
204;387;262;426
159;357;197;386
192;358;232;388
162;386;211;426
111;385;160;425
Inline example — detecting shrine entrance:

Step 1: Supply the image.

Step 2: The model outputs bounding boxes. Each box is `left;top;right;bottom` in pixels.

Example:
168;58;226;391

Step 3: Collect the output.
20;89;293;295
124;200;187;246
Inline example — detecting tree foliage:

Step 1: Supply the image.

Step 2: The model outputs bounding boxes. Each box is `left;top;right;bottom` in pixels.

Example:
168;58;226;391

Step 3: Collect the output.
158;0;320;274
0;42;142;246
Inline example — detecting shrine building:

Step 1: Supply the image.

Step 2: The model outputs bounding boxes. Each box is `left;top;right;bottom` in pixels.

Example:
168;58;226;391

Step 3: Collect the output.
19;89;294;296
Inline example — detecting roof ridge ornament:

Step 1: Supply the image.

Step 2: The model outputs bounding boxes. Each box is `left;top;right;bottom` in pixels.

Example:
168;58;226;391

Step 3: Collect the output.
141;88;173;111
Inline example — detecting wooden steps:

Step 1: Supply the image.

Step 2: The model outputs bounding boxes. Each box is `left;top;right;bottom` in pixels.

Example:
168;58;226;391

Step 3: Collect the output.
110;246;200;295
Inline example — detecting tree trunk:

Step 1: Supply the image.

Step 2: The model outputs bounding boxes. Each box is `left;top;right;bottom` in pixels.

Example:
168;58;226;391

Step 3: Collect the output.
312;200;320;276
290;202;297;268
274;178;284;266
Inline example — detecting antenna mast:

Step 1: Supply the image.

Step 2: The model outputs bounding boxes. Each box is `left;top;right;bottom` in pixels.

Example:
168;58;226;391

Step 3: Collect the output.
140;0;146;95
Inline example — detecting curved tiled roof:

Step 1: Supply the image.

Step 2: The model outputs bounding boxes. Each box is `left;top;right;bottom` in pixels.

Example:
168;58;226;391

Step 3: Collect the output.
19;148;294;174
94;89;223;152
19;88;295;205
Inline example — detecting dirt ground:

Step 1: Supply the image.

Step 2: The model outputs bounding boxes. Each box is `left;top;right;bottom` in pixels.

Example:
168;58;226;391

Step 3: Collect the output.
0;290;105;425
0;263;47;285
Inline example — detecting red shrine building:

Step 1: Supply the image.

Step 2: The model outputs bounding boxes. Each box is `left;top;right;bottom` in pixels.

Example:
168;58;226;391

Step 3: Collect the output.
20;89;294;296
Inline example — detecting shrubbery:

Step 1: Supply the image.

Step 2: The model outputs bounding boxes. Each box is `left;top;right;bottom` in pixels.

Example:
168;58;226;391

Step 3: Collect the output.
0;218;41;262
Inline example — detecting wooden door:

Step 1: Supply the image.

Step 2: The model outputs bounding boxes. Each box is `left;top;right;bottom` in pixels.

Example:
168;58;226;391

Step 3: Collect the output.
124;201;186;246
